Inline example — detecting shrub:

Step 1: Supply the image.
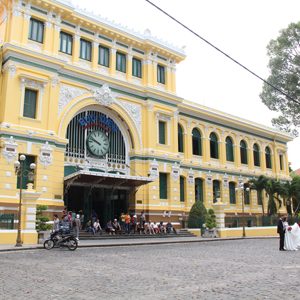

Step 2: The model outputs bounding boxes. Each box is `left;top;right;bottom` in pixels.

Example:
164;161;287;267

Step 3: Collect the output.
206;209;217;229
188;201;207;228
36;205;52;232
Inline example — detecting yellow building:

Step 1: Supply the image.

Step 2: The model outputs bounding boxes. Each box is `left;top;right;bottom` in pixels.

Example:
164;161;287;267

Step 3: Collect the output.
0;0;293;244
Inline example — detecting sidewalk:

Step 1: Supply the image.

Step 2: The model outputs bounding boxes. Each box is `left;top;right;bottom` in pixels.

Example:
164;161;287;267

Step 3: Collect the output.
0;235;276;252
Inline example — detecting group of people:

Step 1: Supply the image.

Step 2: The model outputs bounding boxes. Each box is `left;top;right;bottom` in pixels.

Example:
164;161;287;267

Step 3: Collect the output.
277;215;300;251
52;208;82;240
84;211;177;236
53;209;177;238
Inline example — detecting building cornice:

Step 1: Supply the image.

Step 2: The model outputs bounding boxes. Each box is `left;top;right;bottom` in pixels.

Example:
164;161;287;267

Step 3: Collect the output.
179;101;294;144
28;0;186;62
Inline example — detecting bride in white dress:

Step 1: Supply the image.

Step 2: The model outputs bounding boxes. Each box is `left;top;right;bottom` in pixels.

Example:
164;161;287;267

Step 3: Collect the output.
284;222;300;251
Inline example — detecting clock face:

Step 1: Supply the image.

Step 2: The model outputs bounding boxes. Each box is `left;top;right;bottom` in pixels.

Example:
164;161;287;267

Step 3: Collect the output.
86;130;109;157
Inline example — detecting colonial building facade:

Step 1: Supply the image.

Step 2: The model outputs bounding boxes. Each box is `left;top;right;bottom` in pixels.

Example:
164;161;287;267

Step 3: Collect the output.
0;0;292;243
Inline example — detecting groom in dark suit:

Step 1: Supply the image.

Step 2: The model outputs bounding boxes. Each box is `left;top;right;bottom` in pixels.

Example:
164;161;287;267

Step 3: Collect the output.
277;215;287;251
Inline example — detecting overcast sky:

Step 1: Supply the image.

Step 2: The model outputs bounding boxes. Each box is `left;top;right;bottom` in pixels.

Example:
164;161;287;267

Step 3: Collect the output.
71;0;300;170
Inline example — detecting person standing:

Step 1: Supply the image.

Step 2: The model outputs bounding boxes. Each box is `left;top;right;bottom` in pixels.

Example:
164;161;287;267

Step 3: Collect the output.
277;215;287;251
74;214;81;241
125;213;131;234
53;214;60;232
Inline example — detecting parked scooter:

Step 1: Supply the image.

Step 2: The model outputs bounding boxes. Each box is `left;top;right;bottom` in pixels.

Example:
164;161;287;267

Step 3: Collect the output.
43;230;78;251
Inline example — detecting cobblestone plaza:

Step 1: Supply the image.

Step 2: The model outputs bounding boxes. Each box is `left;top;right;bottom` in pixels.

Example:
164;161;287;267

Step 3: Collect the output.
1;239;300;299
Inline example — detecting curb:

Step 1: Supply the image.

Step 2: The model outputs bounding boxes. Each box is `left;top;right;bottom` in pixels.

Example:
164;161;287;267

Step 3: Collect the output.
0;236;277;252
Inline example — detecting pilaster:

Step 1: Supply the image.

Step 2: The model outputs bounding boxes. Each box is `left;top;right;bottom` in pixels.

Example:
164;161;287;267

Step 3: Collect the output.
109;47;116;76
92;41;99;70
126;53;133;81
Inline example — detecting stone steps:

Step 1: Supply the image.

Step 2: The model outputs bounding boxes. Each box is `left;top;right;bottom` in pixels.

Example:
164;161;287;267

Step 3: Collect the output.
78;229;196;240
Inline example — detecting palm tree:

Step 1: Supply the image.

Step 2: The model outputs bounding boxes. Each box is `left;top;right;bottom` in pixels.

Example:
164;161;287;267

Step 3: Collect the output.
264;179;283;216
291;176;300;215
280;180;293;216
248;175;268;217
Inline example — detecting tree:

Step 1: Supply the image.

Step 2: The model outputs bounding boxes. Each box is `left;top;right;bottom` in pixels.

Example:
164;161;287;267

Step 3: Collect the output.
260;22;300;136
205;209;216;229
280;180;294;215
188;200;207;228
291;176;300;214
248;175;268;216
264;179;283;216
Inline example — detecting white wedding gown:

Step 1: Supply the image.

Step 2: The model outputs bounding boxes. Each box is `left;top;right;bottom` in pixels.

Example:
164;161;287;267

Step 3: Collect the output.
284;223;300;251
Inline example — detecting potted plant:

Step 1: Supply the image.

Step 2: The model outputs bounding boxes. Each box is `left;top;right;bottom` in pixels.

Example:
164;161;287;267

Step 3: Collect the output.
202;209;218;238
36;205;52;243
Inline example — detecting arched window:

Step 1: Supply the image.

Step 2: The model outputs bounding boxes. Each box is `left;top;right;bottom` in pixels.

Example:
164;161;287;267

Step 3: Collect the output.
192;128;202;156
265;146;272;169
213;180;221;203
178;124;184;153
195;178;204;202
240;140;248;164
229;182;236;204
210;132;219;159
226;136;234;162
244;188;250;205
180;176;185;202
253;143;260;167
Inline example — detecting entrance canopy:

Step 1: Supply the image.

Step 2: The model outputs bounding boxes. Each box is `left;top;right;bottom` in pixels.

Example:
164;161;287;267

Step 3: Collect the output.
64;170;153;190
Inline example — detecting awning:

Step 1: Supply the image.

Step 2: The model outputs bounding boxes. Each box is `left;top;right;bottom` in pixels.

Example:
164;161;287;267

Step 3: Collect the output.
64;170;153;190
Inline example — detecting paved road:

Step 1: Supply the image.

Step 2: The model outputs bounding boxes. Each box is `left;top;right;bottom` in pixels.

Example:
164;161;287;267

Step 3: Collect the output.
1;239;300;299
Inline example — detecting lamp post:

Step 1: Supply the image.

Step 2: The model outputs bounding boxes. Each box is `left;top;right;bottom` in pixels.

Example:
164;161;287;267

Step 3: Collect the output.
14;155;36;247
235;183;250;238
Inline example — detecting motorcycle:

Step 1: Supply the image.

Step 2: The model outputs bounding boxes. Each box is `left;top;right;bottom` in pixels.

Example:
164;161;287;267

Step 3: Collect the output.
43;230;78;251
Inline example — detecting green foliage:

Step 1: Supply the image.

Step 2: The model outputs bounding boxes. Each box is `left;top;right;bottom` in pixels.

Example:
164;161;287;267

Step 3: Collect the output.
260;22;300;136
291;176;300;214
206;209;216;229
188;200;207;228
264;179;283;216
248;175;268;216
36;205;52;232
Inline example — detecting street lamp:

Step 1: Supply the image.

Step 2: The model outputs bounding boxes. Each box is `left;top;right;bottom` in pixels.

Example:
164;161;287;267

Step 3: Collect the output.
14;155;36;247
235;183;250;238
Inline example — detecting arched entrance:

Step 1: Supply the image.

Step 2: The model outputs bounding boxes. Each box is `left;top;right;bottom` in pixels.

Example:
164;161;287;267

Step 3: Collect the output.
63;106;151;227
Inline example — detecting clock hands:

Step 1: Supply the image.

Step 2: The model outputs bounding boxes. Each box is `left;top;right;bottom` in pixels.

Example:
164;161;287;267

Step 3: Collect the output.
91;137;102;146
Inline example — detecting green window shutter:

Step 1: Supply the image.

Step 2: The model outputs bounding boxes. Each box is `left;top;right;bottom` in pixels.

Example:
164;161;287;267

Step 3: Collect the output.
159;173;168;199
116;52;126;72
178;124;184;152
99;46;110;67
178;125;184;152
29;18;44;43
159;121;166;144
244;190;250;205
226;137;234;161
253;144;260;166
192;128;202;156
16;155;36;189
23;89;37;119
80;39;91;61
229;182;236;204
157;64;165;84
265;147;272;169
213;180;220;203
210;133;219;159
279;154;284;170
132;58;142;78
180;176;185;202
240;140;248;164
60;32;73;55
195;178;203;202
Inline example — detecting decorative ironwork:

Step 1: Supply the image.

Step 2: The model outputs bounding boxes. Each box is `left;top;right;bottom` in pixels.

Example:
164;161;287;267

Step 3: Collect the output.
65;110;127;173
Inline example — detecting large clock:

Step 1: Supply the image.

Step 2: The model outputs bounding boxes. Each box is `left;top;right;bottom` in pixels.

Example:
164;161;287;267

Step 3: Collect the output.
86;130;109;157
